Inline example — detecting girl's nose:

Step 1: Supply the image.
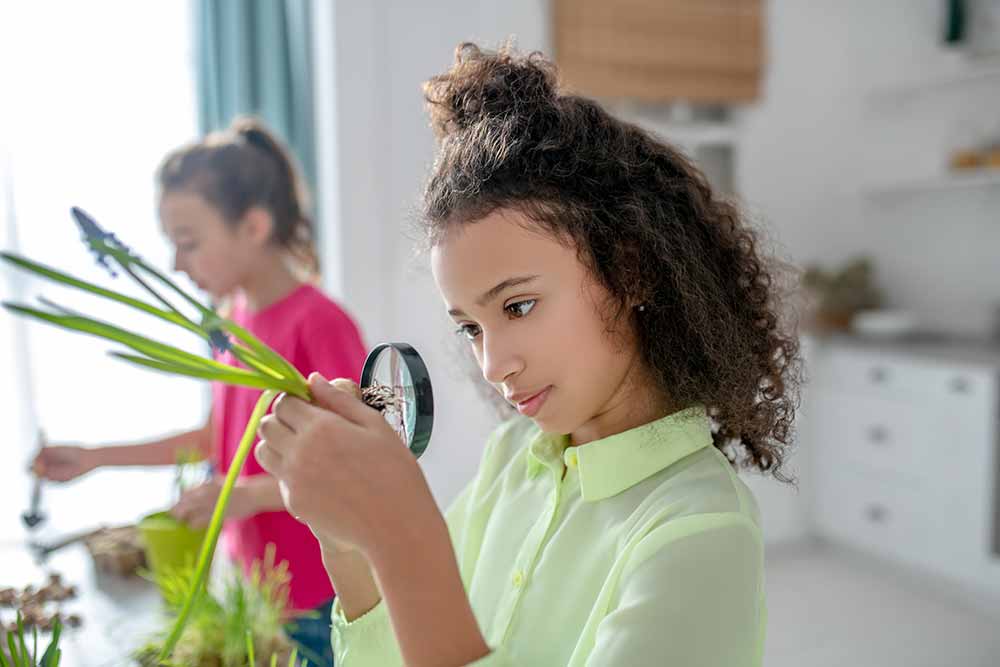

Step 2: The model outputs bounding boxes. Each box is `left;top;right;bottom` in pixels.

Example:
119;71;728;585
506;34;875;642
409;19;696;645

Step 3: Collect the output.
480;332;523;386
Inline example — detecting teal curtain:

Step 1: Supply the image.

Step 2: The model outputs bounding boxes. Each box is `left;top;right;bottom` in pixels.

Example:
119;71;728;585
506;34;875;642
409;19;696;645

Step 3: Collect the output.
196;0;315;193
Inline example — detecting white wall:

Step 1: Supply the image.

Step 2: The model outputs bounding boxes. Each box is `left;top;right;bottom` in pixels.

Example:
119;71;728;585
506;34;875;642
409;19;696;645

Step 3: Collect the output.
313;0;550;508
740;0;1000;337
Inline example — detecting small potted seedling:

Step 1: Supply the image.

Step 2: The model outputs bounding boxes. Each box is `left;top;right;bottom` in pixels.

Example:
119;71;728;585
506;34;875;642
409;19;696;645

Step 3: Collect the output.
138;450;210;596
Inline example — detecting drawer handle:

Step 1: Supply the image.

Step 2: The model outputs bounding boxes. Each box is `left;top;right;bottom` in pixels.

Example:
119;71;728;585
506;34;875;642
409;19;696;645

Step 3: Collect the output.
867;425;889;445
868;367;889;384
950;377;971;394
865;504;889;524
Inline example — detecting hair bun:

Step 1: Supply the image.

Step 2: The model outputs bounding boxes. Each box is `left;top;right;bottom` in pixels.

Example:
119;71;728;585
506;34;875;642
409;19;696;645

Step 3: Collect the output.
228;116;278;156
423;42;558;139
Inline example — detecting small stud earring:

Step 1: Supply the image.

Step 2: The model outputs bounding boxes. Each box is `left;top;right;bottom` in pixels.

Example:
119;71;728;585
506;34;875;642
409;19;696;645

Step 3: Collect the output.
637;305;646;312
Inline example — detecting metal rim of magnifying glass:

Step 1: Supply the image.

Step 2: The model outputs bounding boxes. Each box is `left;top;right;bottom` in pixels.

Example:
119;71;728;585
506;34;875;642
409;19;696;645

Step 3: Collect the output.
360;342;433;459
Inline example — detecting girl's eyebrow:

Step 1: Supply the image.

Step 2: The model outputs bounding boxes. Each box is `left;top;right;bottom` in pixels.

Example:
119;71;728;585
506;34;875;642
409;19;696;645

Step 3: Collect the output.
448;274;540;317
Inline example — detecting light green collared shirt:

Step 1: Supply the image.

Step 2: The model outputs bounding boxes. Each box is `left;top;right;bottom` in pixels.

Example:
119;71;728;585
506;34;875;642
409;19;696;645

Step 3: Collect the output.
331;406;765;666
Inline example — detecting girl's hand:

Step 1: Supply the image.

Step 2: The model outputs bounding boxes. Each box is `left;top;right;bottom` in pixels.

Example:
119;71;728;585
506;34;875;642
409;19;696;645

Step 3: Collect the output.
170;478;258;528
32;445;98;482
255;373;437;557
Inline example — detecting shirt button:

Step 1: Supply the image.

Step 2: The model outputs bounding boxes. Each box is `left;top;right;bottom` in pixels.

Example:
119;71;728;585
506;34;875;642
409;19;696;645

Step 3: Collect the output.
566;450;579;469
512;569;525;588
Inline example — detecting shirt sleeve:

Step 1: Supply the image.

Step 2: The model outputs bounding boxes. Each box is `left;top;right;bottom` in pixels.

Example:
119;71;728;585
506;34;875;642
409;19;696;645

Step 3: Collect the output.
330;481;482;666
329;427;513;667
583;512;765;667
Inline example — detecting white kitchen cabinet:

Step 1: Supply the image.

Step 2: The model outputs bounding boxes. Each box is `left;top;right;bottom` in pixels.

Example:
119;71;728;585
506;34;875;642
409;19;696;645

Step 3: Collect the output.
807;340;1000;601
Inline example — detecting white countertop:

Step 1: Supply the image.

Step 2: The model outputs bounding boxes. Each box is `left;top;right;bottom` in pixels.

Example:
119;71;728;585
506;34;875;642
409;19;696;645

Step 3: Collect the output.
807;333;1000;370
0;538;162;667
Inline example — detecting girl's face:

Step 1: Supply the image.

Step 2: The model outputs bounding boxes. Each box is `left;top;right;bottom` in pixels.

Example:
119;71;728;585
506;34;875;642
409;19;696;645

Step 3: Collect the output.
432;208;661;444
159;191;261;300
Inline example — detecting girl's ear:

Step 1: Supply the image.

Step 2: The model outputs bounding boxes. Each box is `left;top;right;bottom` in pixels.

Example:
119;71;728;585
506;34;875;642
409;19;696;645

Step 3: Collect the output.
240;206;274;246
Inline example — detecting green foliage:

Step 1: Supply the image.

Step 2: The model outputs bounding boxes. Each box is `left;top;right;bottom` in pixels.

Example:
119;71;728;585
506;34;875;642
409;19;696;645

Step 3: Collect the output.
802;256;884;314
0;614;62;667
1;209;316;663
135;548;304;667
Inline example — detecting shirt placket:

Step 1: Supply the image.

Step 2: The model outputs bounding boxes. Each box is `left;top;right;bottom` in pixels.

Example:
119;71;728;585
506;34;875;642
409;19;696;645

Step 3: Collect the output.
490;455;569;644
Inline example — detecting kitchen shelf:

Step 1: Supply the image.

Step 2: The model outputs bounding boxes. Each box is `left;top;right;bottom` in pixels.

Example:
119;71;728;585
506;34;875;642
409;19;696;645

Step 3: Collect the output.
645;122;740;147
864;170;1000;199
606;102;741;149
866;64;1000;103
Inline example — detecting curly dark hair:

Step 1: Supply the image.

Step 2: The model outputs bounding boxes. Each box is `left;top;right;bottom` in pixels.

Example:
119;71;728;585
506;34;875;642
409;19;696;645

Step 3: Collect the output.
421;43;802;482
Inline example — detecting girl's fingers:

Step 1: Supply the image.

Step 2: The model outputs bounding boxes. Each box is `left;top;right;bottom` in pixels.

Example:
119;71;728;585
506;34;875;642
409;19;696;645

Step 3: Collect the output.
309;374;381;427
257;413;296;454
170;503;190;523
271;393;316;431
329;377;362;399
254;439;282;475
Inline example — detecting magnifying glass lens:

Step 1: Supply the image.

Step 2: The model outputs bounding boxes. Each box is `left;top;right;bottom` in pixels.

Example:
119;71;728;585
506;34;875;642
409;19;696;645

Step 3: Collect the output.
360;343;432;458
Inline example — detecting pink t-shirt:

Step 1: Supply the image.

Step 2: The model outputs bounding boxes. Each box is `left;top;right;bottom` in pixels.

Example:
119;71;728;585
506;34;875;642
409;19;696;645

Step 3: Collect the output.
211;283;366;612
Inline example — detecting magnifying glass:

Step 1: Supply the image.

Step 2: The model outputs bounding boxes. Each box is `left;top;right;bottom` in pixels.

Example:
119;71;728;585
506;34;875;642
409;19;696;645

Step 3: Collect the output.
360;343;433;458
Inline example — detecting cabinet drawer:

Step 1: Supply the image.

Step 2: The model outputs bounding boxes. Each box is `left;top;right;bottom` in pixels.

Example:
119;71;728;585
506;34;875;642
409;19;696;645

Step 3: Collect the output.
817;348;995;406
815;465;980;580
811;393;933;482
816;466;936;568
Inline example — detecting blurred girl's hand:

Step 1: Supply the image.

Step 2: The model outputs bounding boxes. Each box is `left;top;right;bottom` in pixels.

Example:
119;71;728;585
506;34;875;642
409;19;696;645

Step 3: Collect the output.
255;373;439;557
170;478;259;529
32;445;99;482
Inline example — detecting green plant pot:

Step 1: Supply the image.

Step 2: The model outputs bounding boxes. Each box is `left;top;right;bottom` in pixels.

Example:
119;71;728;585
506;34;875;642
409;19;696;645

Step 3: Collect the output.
138;511;209;595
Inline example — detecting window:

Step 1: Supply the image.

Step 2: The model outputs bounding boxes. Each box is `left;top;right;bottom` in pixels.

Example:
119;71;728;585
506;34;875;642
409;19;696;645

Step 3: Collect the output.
1;2;205;534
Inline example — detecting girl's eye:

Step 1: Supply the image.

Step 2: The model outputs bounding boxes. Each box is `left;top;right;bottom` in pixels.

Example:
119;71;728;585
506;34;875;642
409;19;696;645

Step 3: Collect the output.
505;299;536;319
177;242;198;253
454;300;535;341
455;323;481;341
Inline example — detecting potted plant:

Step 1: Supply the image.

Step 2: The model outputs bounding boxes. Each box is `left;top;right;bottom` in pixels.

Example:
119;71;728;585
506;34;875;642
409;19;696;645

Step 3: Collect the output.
801;256;884;334
138;451;212;596
134;547;305;667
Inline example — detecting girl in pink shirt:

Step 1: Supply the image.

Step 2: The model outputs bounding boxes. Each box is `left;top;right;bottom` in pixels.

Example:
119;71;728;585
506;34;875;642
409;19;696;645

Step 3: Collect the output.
33;117;364;665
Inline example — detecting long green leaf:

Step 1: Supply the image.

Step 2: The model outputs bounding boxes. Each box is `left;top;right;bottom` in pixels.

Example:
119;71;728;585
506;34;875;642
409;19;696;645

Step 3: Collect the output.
157;390;279;663
230;346;289;382
39;621;60;667
120;263;196;327
1;253;291;383
2;303;268;381
5;633;17;667
15;616;27;667
223;320;308;389
0;252;205;339
0;639;8;667
109;353;305;397
245;630;255;666
134;260;216;319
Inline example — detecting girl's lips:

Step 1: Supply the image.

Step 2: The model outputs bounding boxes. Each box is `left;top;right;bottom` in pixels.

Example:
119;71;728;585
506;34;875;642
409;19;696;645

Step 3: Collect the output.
515;386;551;417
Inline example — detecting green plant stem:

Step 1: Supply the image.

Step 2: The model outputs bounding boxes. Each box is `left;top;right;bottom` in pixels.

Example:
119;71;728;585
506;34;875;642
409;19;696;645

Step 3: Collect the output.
135;260;216;319
157;390;279;663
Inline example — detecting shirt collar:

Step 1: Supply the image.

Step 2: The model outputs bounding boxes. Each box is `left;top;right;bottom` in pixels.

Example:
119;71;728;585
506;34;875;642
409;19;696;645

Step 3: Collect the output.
526;405;712;501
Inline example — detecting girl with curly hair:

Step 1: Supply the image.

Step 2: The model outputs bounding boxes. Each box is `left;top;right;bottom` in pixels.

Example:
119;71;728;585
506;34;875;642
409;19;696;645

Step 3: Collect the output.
255;42;801;667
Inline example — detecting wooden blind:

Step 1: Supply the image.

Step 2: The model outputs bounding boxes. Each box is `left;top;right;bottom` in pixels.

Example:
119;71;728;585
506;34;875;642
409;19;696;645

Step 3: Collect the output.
553;0;764;103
